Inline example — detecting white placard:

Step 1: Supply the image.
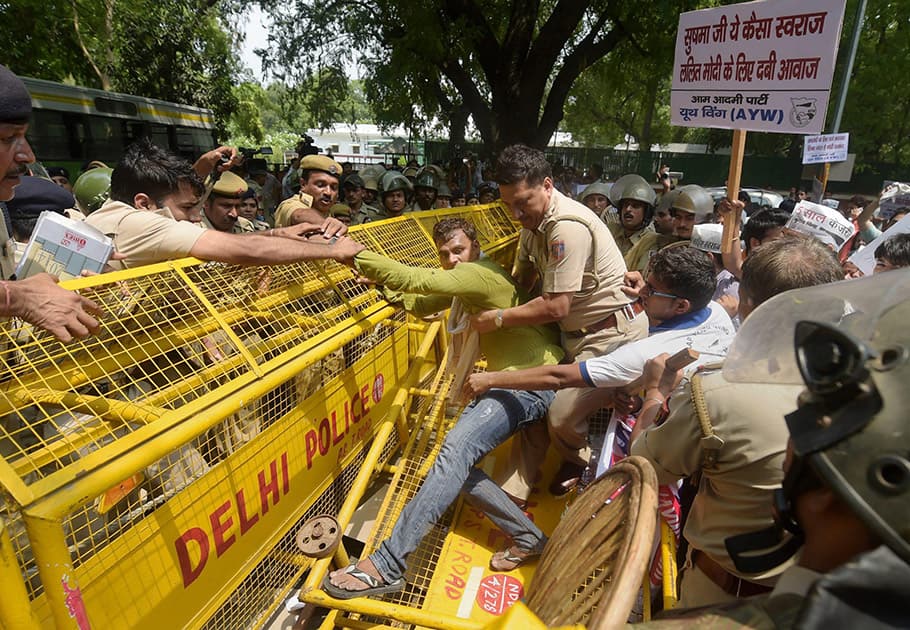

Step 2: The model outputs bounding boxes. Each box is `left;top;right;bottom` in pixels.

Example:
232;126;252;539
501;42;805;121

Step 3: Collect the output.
878;181;910;222
671;0;847;134
848;213;910;276
803;133;849;164
785;200;856;252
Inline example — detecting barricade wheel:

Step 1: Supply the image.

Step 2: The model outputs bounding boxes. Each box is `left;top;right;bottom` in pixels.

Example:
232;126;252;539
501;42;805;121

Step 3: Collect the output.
295;515;341;558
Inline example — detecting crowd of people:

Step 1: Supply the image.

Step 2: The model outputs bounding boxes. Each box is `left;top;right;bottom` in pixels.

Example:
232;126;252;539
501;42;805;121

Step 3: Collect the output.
2;62;908;626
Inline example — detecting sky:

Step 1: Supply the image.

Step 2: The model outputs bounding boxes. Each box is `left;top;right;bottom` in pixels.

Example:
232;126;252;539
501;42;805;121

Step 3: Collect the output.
239;6;270;78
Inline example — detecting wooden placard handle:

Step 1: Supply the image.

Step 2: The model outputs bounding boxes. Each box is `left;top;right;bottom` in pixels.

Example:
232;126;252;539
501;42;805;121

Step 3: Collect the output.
666;347;700;371
722;129;747;253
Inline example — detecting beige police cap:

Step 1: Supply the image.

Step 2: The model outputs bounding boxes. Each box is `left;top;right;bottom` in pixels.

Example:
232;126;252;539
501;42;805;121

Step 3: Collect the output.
274;192;314;227
299;155;344;177
211;171;249;198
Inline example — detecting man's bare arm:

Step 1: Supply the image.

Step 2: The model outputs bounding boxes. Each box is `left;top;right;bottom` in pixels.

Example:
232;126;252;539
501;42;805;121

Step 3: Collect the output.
463;363;588;400
470;291;573;334
191;230;364;266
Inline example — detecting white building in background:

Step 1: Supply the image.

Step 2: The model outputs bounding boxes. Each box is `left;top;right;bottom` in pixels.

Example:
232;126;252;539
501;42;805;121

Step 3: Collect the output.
304;124;423;165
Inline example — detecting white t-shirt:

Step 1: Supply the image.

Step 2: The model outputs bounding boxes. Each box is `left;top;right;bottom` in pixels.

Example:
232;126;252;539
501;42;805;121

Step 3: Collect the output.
579;301;735;388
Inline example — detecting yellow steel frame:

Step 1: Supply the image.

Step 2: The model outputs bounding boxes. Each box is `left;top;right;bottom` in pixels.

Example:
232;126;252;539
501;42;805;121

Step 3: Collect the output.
0;205;520;629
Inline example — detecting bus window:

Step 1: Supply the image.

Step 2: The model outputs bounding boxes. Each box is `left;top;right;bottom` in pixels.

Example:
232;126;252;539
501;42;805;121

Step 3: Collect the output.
87;115;126;163
149;124;170;150
28;110;71;161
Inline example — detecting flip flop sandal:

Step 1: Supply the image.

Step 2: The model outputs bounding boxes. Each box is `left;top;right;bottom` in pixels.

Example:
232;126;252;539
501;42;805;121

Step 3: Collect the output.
322;563;406;600
489;544;544;572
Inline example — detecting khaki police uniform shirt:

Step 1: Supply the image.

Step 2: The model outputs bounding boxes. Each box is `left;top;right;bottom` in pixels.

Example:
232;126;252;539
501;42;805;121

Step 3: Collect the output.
200;212;255;234
624;231;680;273
608;222;655;257
631;369;802;581
85;199;205;271
515;190;630;332
351;204;385;225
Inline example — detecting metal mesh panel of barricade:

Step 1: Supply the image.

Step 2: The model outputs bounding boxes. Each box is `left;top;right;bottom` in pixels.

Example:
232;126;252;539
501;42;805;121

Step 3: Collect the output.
201;446;370;630
0;205;518;629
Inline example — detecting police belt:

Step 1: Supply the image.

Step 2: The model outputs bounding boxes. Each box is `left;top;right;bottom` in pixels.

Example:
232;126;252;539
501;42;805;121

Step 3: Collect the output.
564;302;644;338
693;549;773;598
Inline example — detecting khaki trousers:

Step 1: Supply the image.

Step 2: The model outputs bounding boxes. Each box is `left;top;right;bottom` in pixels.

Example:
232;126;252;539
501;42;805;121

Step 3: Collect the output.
496;309;648;499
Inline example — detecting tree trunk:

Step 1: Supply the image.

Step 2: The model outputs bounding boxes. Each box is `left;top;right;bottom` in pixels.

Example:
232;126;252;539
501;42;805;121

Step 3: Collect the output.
447;104;470;157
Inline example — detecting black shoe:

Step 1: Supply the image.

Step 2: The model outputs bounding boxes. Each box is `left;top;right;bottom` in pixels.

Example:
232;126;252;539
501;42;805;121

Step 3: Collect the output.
548;461;586;497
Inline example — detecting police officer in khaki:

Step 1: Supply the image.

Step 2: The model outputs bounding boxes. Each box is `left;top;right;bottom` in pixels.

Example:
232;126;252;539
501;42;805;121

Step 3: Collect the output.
635;269;910;629
301;154;343;216
630;236;843;609
624;184;714;273
606;174;657;257
0;64;102;342
85;141;362;271
342;173;382;224
472;144;648;500
201;171;256;233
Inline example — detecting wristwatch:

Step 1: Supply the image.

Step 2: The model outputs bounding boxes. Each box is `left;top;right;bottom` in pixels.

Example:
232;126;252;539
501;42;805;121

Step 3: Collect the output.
494;309;504;329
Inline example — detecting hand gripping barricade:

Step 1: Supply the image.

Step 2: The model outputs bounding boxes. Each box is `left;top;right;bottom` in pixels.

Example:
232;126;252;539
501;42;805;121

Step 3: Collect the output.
0;204;521;629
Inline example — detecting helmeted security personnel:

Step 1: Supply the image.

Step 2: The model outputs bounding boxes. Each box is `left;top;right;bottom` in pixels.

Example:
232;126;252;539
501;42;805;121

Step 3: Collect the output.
410;169;438;212
579;181;612;220
378;170;412;220
73;167;113;215
435;182;453;208
478;181;499;204
624;184;713;273
358;164;385;207
636;269;910;628
201;171;255;233
329;203;353;225
607;174;657;256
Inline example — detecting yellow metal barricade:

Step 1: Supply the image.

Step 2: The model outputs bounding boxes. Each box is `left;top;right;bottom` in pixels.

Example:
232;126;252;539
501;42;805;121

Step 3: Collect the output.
0;204;520;629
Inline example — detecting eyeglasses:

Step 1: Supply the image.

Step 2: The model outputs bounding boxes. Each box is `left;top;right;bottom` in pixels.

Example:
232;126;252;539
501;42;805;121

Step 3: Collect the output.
642;281;681;300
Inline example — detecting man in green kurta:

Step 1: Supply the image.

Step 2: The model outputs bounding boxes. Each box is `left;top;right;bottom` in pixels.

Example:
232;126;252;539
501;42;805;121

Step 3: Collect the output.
325;218;564;599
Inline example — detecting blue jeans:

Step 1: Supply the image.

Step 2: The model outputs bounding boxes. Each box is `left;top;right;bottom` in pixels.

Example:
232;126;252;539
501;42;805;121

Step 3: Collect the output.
370;388;555;583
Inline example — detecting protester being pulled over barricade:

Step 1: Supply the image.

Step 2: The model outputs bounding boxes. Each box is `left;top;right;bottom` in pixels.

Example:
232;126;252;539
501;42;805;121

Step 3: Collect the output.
325;217;563;598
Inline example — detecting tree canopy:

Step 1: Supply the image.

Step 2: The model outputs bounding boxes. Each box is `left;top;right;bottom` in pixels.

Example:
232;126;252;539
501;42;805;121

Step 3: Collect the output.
0;0;241;135
258;0;699;152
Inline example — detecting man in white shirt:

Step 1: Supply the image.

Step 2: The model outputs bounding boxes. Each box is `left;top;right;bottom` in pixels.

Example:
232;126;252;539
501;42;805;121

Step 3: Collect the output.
463;246;734;450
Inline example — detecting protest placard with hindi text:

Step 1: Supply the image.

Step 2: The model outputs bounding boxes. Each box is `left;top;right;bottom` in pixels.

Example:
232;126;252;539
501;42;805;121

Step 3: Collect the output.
785;200;856;253
803;133;849;164
671;0;846;134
